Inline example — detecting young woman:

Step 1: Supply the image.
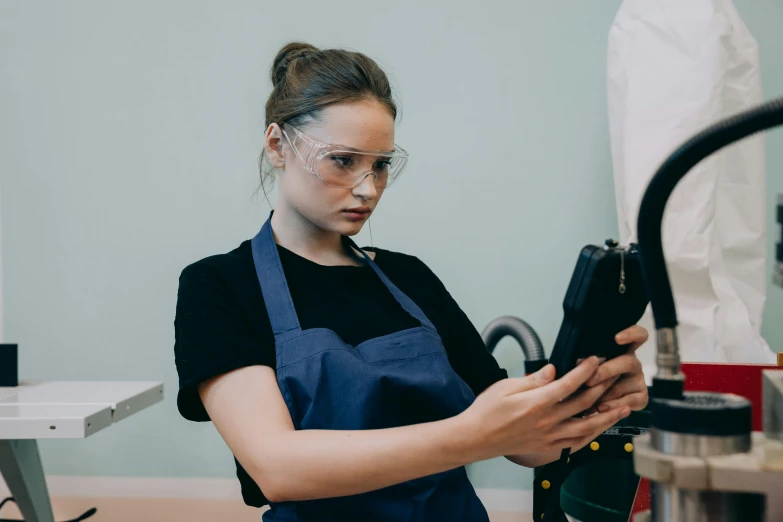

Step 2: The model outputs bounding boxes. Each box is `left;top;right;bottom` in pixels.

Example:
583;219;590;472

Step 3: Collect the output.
174;42;649;521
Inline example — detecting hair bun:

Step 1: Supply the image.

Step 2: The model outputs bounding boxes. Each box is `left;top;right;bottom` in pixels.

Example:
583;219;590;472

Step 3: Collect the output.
272;42;319;88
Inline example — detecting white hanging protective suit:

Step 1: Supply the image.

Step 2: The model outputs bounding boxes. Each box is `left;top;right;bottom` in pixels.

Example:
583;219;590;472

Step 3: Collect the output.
607;0;777;383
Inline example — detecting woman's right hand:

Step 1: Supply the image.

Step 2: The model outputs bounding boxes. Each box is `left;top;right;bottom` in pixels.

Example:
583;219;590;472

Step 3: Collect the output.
460;357;631;461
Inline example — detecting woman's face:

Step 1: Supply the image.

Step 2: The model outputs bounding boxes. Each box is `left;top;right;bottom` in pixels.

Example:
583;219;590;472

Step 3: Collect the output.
271;99;396;237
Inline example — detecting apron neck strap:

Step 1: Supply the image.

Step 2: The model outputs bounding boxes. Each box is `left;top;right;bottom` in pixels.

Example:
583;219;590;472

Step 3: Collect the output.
342;236;436;331
251;214;302;337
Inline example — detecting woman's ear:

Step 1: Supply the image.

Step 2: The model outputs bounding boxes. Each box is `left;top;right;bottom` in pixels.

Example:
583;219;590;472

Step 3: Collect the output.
264;123;286;169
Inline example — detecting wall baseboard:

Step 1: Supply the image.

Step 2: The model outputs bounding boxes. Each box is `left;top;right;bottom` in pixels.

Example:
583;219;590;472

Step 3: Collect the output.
0;476;532;513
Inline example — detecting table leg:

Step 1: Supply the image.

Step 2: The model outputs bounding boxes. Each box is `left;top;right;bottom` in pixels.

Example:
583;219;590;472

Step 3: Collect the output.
0;439;55;522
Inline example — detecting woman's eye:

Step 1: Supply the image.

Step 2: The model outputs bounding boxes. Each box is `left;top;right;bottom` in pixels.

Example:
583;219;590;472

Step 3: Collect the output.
375;160;392;170
331;156;352;167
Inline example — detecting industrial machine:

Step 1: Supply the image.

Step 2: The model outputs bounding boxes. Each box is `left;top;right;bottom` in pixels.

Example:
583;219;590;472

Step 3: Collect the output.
487;96;783;522
628;96;783;522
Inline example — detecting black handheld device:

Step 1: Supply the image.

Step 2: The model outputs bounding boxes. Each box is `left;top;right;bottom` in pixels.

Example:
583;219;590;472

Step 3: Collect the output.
548;240;650;379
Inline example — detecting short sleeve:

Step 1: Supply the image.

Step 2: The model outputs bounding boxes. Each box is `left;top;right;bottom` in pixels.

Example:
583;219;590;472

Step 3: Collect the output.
174;261;274;422
435;284;509;396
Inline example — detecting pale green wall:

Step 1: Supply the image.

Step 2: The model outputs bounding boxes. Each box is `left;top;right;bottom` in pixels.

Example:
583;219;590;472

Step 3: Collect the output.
0;0;781;492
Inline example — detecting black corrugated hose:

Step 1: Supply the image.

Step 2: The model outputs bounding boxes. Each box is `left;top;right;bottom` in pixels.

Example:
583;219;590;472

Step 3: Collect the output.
481;316;548;374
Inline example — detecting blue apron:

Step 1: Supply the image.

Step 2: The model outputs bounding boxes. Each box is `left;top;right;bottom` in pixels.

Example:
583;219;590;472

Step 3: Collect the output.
251;215;489;522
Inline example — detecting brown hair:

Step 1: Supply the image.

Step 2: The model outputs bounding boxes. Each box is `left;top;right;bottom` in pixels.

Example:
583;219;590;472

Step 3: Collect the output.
259;42;398;190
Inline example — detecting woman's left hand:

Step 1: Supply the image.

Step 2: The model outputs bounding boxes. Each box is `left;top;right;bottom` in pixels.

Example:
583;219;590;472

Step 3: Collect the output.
584;325;649;414
505;325;650;468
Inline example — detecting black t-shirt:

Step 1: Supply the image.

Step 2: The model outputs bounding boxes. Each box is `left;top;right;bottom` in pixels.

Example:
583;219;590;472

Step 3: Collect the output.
174;239;508;506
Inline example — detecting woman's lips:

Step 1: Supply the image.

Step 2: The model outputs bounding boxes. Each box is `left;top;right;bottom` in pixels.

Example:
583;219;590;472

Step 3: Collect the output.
343;207;371;221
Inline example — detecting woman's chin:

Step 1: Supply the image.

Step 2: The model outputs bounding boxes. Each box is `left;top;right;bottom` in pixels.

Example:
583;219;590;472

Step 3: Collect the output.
338;222;364;236
330;212;370;236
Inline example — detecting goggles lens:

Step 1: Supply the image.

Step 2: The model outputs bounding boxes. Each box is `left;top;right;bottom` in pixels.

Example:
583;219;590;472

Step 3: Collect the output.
316;150;407;189
282;124;408;189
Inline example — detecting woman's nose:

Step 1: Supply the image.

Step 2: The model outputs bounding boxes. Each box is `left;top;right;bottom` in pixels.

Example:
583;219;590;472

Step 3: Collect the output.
352;172;378;199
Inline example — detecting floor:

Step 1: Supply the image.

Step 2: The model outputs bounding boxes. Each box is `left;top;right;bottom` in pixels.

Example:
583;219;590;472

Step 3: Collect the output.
0;496;532;521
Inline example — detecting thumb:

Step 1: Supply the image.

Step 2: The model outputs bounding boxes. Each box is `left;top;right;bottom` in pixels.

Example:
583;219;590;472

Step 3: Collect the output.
512;364;556;393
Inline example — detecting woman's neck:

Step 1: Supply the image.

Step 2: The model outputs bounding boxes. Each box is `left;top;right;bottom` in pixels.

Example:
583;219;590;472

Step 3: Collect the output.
269;203;361;267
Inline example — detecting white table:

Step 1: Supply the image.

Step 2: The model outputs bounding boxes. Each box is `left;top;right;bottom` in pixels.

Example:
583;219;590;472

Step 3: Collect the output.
0;381;164;522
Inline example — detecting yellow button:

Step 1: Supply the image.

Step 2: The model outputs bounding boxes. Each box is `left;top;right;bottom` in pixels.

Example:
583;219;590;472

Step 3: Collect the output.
590;441;600;451
541;514;545;520
625;443;634;453
567;457;570;463
541;480;551;490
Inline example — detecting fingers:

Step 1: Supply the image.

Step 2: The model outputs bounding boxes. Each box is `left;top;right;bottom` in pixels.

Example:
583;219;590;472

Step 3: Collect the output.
596;390;649;413
615;325;649;352
502;364;556;395
593;373;645;403
548;377;614;419
581;375;622;416
548;406;631;447
585;353;642;387
530;356;600;405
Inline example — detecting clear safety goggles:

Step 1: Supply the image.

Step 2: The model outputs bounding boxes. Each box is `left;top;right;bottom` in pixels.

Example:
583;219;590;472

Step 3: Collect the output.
280;124;409;189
